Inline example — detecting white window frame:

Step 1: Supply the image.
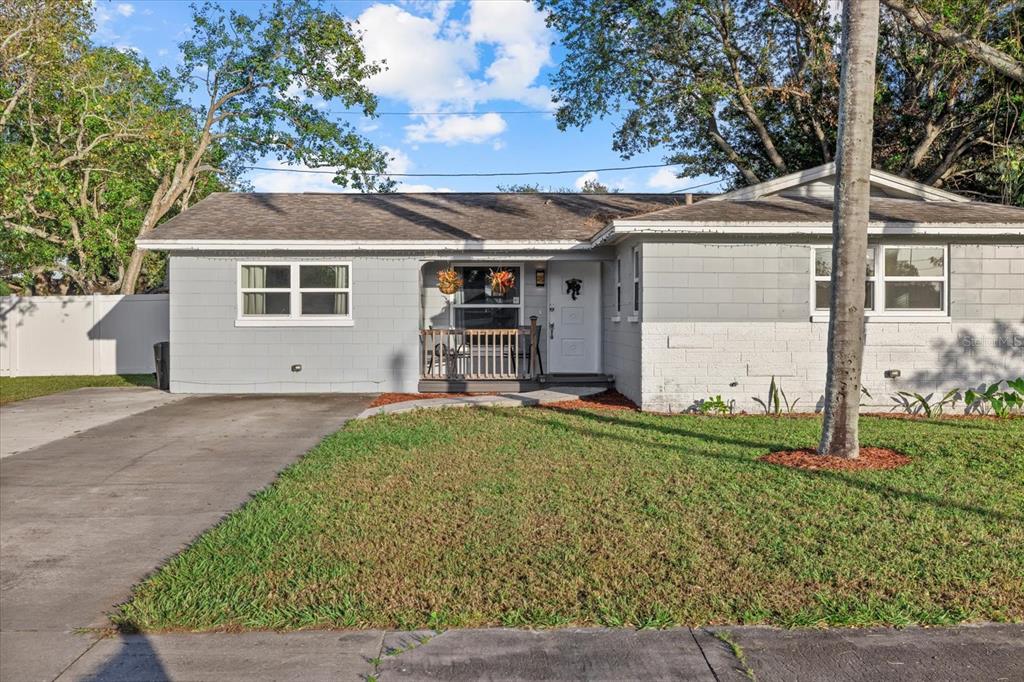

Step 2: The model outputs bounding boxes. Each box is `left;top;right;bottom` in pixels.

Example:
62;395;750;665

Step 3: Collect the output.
810;244;949;321
236;261;353;327
612;257;622;321
448;262;524;328
629;246;641;322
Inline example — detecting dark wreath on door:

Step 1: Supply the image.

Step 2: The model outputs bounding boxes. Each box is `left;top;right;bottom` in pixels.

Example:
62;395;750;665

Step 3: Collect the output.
565;278;582;300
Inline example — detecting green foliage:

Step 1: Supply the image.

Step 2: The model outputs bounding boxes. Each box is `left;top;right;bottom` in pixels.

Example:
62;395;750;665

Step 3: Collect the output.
1;0;391;294
753;376;800;416
892;389;961;418
697;394;734;415
965;378;1024;417
540;0;1023;203
112;407;1024;631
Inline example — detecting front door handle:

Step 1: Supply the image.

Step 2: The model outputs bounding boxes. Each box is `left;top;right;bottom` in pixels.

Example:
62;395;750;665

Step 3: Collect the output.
550;322;555;340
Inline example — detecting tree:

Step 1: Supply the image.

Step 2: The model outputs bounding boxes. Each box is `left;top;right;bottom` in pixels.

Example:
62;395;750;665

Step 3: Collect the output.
539;0;1023;204
116;0;393;294
818;0;881;459
1;0;211;294
1;0;392;295
881;0;1023;83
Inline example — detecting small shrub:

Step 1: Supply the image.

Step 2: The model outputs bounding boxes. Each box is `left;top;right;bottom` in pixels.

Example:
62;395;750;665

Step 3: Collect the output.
892;389;960;418
696;395;734;415
753;376;799;415
965;378;1024;417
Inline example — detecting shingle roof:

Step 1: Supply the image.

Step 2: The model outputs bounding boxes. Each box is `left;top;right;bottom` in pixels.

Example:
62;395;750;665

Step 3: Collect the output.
144;192;690;242
625;195;1024;224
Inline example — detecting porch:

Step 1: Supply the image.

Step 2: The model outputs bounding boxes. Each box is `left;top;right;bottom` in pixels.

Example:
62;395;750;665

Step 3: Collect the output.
418;325;614;393
418;260;609;393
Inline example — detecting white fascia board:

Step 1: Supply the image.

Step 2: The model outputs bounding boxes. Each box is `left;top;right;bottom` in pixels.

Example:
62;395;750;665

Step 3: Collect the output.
707;164;836;202
136;238;593;252
606;221;1024;238
709;163;970;203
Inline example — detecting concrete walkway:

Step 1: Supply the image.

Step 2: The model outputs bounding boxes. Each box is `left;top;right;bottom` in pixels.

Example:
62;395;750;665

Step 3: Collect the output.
54;624;1024;681
356;386;605;419
0;387;184;458
0;393;371;682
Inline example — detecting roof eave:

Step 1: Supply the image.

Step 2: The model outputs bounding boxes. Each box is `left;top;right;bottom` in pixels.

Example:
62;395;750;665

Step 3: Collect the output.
134;238;596;252
601;220;1024;242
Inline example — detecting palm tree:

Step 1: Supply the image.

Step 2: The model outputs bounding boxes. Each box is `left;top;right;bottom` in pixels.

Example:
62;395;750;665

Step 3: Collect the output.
818;0;881;459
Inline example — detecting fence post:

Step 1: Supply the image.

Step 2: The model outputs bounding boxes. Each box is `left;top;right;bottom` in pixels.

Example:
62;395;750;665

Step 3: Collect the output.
529;315;539;378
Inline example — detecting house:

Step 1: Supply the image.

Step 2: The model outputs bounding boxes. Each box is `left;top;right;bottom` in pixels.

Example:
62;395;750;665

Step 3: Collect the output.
138;163;1024;412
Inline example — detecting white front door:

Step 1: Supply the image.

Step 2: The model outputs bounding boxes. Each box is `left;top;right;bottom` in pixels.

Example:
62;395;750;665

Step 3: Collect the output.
546;261;601;374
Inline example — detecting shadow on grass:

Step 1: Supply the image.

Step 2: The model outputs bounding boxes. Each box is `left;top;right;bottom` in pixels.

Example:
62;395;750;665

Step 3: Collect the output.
513;408;1023;525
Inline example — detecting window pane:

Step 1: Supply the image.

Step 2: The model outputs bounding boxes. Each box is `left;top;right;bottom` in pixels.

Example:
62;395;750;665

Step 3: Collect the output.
241;265;289;289
301;292;348;315
885;247;944;277
456;267;520;304
300;264;348;289
453;307;518;329
815;282;875;310
243;292;289;315
815;248;874;277
885;282;943;310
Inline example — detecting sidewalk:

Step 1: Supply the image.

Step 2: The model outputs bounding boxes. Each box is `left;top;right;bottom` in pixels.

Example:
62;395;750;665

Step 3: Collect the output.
355;386;605;419
56;624;1023;681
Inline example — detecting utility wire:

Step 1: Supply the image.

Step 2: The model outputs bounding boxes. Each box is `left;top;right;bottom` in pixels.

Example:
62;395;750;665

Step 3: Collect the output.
244;162;703;178
327;109;554;116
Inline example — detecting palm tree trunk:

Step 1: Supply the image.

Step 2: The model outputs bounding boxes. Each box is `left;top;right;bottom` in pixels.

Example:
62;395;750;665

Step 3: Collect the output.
818;0;880;459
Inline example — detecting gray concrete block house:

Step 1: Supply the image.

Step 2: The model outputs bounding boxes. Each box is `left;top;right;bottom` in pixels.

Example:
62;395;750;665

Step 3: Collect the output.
139;163;1024;412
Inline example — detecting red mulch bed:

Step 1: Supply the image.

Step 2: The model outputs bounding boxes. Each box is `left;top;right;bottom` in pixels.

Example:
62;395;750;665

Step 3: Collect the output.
543;390;638;411
760;447;911;471
368;392;485;408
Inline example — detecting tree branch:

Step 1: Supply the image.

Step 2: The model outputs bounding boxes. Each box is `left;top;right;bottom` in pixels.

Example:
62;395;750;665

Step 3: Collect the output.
882;0;1024;83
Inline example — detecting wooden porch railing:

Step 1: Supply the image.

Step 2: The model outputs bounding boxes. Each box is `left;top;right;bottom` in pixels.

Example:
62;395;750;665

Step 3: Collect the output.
421;319;540;381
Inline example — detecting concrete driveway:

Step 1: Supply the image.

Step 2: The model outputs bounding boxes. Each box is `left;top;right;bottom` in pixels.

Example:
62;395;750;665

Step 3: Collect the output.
0;392;372;682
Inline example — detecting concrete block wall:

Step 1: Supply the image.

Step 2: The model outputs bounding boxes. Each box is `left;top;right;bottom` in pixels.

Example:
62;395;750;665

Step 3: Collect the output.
639;241;1024;413
602;241;642;404
169;255;422;393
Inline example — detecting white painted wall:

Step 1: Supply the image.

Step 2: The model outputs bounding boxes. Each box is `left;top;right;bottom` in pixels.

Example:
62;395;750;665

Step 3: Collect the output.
0;295;169;377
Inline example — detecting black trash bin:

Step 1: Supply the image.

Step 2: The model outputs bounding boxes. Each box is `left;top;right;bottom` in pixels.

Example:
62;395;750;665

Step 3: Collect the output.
153;341;170;390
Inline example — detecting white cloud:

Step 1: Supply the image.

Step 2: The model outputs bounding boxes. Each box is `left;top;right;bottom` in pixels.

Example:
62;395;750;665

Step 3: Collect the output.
247;149;451;193
647;168;697;192
355;1;553;145
405;113;507;145
398;183;453;193
466;0;553;109
574;171;600;190
357;4;477;110
248;160;356;193
115;3;135;17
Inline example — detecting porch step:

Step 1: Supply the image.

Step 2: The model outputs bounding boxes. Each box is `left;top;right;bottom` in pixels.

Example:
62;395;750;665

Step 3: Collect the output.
418;374;614;394
539;373;615;388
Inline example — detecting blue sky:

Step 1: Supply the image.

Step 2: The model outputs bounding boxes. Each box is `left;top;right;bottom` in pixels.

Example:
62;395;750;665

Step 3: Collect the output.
92;0;720;194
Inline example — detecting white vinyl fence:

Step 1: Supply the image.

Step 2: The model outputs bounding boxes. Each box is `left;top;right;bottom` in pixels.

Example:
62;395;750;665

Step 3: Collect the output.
0;295;169;377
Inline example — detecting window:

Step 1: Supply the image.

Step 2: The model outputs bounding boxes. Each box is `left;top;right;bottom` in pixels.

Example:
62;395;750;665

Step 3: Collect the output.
615;258;622;314
813;248;876;311
450;264;522;329
812;245;947;316
238;262;352;326
631;246;641;316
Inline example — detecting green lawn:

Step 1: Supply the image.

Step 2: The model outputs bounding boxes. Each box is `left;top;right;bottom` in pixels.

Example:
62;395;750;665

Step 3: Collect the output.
0;374;156;405
114;407;1024;632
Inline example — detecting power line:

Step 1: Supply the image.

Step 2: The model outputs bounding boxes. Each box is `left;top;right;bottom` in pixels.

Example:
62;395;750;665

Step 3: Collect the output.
245;162;696;178
328;109;554;116
668;178;723;193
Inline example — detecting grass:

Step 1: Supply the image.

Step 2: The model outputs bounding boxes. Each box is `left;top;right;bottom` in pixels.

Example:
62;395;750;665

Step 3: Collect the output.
113;406;1024;632
0;374;155;405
